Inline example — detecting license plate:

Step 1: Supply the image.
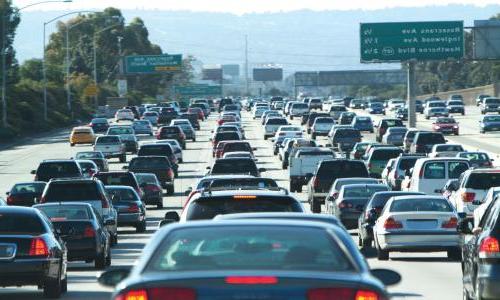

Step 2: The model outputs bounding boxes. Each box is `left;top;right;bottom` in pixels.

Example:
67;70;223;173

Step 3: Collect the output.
0;243;16;260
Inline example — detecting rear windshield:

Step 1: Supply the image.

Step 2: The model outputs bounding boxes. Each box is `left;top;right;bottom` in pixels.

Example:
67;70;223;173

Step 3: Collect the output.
135;174;158;185
215;132;240;141
429;102;446;107
161;127;180;134
211;160;257;175
96;136;120;144
485;116;500;122
76;152;102;159
0;213;45;234
369;192;422;209
398;158;419;171
266;118;288;125
95;174;134;186
292;103;308;109
355;117;371;123
106;188;140;203
297;151;334;157
45;182;100;202
436;145;463;152
208;179;278;189
343;185;388;198
334;129;360;138
371;149;402;160
130;157;170;169
91;118;107;124
108;127;133;135
315;118;334;124
448;101;463;106
459;153;489;161
466;173;500;190
437;118;456;124
12;183;45;194
317;161;368;178
186;197;303;220
38;206;90;221
416;133;445;144
38;162;80;177
390;198;452;212
138;145;173;156
485;98;500;104
224;143;251;152
382;119;403;127
146;226;353;273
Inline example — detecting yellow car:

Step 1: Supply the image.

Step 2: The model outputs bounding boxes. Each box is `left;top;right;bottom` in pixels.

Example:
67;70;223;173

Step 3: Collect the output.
70;126;96;146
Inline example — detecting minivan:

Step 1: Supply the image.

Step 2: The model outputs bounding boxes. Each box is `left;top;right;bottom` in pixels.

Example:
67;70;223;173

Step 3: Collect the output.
411;131;446;154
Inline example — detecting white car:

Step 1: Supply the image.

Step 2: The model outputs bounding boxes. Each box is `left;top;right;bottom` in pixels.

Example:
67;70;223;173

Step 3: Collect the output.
263;117;288;139
156;139;183;163
115;109;134;122
429;144;465;158
273;125;303;140
373;195;461;261
473;187;500;227
387;99;405;111
223;151;255;160
253;106;269;119
141;111;159;126
289;103;309;119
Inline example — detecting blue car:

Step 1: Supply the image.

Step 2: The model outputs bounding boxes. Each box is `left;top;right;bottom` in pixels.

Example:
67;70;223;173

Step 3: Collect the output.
367;102;386;115
480;115;500;133
352;116;374;132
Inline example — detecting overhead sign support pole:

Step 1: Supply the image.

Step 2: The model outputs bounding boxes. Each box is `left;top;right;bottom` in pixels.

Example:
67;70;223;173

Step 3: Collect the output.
407;60;417;128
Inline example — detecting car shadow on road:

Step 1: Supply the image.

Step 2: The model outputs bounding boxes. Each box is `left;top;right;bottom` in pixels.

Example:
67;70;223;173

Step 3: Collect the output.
390;292;423;298
389;257;456;263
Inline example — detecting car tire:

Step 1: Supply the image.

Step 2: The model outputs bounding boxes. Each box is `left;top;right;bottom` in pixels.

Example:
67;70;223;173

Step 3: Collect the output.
480;129;485;134
311;133;316;140
377;248;389;261
110;234;117;246
360;237;372;249
307;129;311;134
290;183;296;193
311;199;321;214
192;138;196;142
481;111;485;115
182;144;186;150
157;201;164;209
447;248;461;261
455;132;459;136
43;274;62;298
136;221;146;233
61;277;67;293
282;162;287;170
119;154;126;163
264;135;268;140
95;252;106;270
179;158;183;163
290;116;293;120
462;112;465;116
273;149;278;155
167;185;174;195
105;248;112;267
70;143;75;147
425;116;430;120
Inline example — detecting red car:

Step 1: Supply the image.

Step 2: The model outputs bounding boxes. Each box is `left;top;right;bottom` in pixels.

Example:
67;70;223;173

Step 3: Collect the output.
188;107;205;121
432;117;459;135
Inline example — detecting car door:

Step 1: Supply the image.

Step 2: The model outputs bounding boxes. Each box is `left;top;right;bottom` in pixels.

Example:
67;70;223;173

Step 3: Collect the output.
418;161;446;194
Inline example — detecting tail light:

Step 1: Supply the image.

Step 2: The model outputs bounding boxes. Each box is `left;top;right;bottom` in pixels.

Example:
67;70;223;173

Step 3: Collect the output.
29;237;49;257
167;169;174;179
419;167;424;179
393;170;398;180
338;201;353;209
484;161;493;167
442;217;458;229
114;287;196;300
6;195;15;205
84;226;96;238
127;203;140;213
307;288;380;300
479;236;500;258
461;192;475;202
383;217;403;229
279;132;286;136
331;192;339;200
146;184;161;193
225;276;278;285
312;176;319;188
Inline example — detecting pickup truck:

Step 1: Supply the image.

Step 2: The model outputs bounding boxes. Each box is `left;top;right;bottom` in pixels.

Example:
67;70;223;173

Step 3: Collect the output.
93;135;127;163
289;147;335;193
263;117;288;140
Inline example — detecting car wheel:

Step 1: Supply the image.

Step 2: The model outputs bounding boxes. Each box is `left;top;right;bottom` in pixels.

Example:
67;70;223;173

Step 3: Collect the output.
376;247;389;261
282;162;287;170
311;133;316;140
475;277;484;300
264;135;268;140
273;149;278;155
105;248;112;266
179;158;183;163
43;274;62;298
157;200;164;209
311;199;321;213
462;112;465;116
167;186;175;195
61;277;67;293
361;237;372;249
192;138;196;142
182;144;186;150
480;129;485;134
70;143;75;147
307;129;311;134
136;221;146;233
290;116;293;120
296;185;303;193
119;154;126;163
463;285;473;300
447;248;461;261
455;132;459;136
289;183;296;193
94;252;106;270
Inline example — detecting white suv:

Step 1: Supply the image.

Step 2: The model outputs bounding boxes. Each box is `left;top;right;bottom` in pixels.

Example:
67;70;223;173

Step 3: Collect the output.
115;109;134;122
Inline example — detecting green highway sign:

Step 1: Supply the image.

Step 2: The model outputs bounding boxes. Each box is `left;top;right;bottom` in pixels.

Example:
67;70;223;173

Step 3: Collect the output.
174;85;221;97
360;21;464;62
125;54;182;74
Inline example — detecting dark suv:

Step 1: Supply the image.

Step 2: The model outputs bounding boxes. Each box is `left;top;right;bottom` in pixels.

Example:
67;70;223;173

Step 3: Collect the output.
208;158;266;177
93;171;143;200
329;128;362;152
31;159;83;182
307;159;369;213
126;156;175;195
137;144;179;177
375;118;404;142
411;131;446;154
158;107;179;125
156;126;186;149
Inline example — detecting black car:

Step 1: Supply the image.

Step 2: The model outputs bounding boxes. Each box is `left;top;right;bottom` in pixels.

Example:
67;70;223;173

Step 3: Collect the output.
218;97;233;112
208;158;266;177
158;107;179;125
137;143;179;177
126;156;175;195
358;191;424;248
31;159;83;182
74;151;109;172
89;118;110;133
0;206;67;298
375;118;404;143
156;126;187;149
6;181;46;206
106;186;147;233
134;173;163;208
99;220;400;300
34;202;112;269
179;113;200;130
460;198;500;300
410;131;446;154
93;171;144;200
329;127;362;152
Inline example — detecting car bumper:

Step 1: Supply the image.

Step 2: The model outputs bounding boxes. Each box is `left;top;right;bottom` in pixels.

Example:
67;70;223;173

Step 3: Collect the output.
100;151;124;158
117;212;144;226
123;141;138;151
65;239;99;261
338;212;362;229
134;129;153;135
448;107;464;113
143;192;162;204
477;264;500;299
0;258;60;286
377;231;460;251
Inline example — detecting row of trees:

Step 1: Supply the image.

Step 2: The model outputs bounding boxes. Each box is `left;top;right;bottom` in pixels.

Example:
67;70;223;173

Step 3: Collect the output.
0;4;194;139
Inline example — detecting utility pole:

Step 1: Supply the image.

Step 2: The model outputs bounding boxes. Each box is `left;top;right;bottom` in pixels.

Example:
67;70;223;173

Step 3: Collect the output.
65;26;71;113
407;60;417;128
2;15;7;127
244;34;249;96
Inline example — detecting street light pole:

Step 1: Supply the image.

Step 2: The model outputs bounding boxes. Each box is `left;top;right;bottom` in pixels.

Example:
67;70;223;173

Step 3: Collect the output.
65;26;70;113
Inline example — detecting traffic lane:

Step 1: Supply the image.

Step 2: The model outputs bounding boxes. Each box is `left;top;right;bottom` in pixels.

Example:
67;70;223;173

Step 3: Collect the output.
0;119;215;299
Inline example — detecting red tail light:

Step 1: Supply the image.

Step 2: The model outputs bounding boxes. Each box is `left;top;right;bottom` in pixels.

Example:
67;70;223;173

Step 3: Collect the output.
419;167;424;179
338;201;353;209
225;276;278;285
332;192;339;200
6;195;15;205
442;217;458;229
145;184;161;193
461;192;475;202
313;176;319;188
383;217;403;229
167;169;174;179
29;237;49;257
114;287;196;300
368;163;372;170
84;226;96;238
479;236;500;258
307;288;380;300
380;128;386;135
127;203;140;213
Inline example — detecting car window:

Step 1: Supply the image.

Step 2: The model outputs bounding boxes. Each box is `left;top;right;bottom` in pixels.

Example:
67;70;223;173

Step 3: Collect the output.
38;205;90;221
466;173;500;190
108;127;134;135
146;226;353;273
448;162;469;179
95;174;134;186
212;160;257;175
343;185;388;198
45;182;100;202
423;162;445;179
138;145;173;156
107;188;140;203
96;136;120;144
130;157;170;169
38;162;80;178
135;174;158;185
12;183;45;194
266;118;288;125
0;213;45;235
480;201;500;230
390;198;452;212
371;149;402;160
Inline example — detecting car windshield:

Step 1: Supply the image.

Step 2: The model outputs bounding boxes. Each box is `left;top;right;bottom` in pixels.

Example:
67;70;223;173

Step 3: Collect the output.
38;205;90;221
96;136;120;144
399;158;419;171
292;103;308;109
437;118;455;124
45;182;100;202
466;173;500;190
390;198;452;212
208;178;278;189
448;101;463;105
146;226;353;272
388;128;407;133
135;174;158;185
224;143;251;152
108;127;133;135
371;149;402;160
12;183;45;194
343;185;388;198
315;118;334;123
106;188;140;203
211;160;257;175
0;213;45;235
459;153;489;161
92;118;107;124
130;157;169;169
138;145;173;156
382;119;403;127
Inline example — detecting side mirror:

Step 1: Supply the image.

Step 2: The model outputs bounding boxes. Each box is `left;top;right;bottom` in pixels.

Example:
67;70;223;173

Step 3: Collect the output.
184;187;193;196
206;166;211;170
31;170;36;175
258;168;267;173
253;147;258;151
5;191;9;195
371;269;401;286
104;219;116;226
162;211;180;224
98;268;131;287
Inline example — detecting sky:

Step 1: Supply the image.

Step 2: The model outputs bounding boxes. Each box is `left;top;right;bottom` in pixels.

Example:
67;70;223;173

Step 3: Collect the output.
12;0;500;14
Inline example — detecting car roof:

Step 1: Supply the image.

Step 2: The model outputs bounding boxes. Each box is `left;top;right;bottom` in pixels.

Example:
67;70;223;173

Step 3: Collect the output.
104;185;135;190
342;183;388;189
0;206;41;215
214;212;342;225
34;202;93;208
41;159;78;163
465;168;500;174
195;189;293;198
391;195;447;201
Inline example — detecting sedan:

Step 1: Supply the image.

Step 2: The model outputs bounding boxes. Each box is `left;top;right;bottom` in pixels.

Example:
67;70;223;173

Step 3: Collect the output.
134;173;164;208
373;195;461;261
432;117;459;135
99;220;400;299
106;186;147;233
132;120;154;136
480;115;500;133
5;181;46;206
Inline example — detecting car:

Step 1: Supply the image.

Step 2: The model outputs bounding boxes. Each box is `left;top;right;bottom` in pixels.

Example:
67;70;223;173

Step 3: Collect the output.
88;118;110;133
373;195;461;261
156;139;183;163
170;119;196;142
330;183;390;229
358;191;425;249
410;131;446;154
432;117;459;135
365;147;403;178
328;127;361;152
480;97;500;114
424;100;446;113
106;126;138;154
288;147;336;192
188;107;205;121
76;159;99;178
141;111;159;126
308;97;323;110
263;117;288;139
212;124;243;140
449;168;500;218
123;106;140;119
325;177;380;213
367;102;386;114
106;186;147;233
99;219;399;300
137;143;179;176
74;151;109;172
350;98;366;109
446;100;465;115
387;154;426;190
158;107;179;125
69;126;96;146
425;107;449;119
0;206;68;298
289;102;309;119
429;143;465;158
280;138;317;168
338;112;356;125
252;105;269;119
93;135;127;163
415;99;424;113
374;118;404;142
126;156;175;195
387;99;405;111
328;105;348;119
273;125;303;142
394;107;408;121
31;159;83;182
480;115;500;133
350;142;370;160
351;116;374;133
5;181;46;206
132;120;154;136
402;129;419;153
310;117;334;139
308;159;369;213
207;158;266;177
156;126;187;149
457;151;494;168
93;171;143;201
260;110;280;125
115;108;134;121
34;202;112;269
382;126;407;146
475;94;491;106
134;173;163;208
218;141;256;159
211;131;242;155
473;187;500;228
381;158;396;184
460;198;500;300
179;112;200;130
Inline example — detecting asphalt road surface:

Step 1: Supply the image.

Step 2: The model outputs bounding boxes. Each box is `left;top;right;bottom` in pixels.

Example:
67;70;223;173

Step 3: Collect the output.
1;105;495;299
